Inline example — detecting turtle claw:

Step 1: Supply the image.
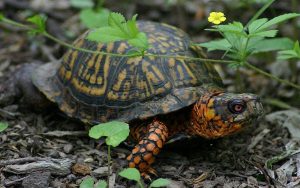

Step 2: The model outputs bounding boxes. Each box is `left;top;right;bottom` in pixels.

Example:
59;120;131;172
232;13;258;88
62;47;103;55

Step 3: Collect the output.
141;167;158;181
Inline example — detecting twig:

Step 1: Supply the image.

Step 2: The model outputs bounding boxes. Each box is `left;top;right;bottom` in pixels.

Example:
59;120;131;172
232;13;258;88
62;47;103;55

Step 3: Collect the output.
0;157;45;166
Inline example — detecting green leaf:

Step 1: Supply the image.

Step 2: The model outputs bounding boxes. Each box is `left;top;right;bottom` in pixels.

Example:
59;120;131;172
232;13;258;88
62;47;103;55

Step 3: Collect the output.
277;50;299;60
89;121;129;147
149;178;170;188
70;0;94;9
95;180;107;188
250;29;278;37
127;14;139;37
248;18;268;33
198;39;232;52
108;12;127;34
215;22;247;39
80;177;94;188
128;32;149;50
0;13;3;21
216;22;244;33
80;8;110;29
0;122;8;132
224;32;247;51
277;40;300;60
119;168;141;182
293;41;300;55
86;12;149;52
250;38;293;53
258;13;300;31
26;15;46;34
87;27;127;42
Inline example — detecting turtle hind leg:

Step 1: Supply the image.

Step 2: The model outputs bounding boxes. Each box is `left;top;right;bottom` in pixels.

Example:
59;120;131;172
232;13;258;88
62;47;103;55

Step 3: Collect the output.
0;63;50;109
127;119;169;179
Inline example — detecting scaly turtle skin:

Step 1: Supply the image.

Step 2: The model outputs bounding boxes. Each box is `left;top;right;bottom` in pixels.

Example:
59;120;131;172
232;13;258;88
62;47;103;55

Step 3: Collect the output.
0;21;263;178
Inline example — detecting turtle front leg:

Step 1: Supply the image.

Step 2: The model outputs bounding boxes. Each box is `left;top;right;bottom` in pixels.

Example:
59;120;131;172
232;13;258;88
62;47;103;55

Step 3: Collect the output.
127;119;168;178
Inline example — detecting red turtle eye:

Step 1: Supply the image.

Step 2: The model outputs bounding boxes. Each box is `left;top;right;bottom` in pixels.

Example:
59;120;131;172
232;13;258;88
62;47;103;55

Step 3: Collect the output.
228;100;246;114
234;104;243;112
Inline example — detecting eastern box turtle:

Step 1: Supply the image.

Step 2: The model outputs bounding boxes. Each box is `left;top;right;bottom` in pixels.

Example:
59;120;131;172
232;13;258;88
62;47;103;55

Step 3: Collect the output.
0;21;263;177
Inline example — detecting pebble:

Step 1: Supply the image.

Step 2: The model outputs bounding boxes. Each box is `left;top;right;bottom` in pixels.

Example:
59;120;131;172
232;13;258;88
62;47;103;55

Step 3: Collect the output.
63;143;73;153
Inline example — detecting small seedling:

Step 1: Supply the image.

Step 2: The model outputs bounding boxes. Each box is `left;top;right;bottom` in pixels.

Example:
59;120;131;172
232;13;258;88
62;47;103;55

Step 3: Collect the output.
26;15;47;35
89;121;130;188
0;122;8;133
119;168;170;188
80;177;107;188
86;12;149;54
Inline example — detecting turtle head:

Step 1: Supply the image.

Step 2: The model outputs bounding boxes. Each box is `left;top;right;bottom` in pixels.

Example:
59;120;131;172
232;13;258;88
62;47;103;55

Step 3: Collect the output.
191;92;263;139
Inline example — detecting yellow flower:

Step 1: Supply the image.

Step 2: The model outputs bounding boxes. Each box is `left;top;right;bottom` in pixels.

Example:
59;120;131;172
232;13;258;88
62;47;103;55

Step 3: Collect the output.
208;12;226;25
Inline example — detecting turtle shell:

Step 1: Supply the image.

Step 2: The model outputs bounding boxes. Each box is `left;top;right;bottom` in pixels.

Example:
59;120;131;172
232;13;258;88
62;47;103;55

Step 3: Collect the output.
32;21;223;124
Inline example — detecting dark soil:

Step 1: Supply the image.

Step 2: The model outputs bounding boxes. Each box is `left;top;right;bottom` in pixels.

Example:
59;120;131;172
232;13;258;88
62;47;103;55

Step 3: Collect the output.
0;1;300;187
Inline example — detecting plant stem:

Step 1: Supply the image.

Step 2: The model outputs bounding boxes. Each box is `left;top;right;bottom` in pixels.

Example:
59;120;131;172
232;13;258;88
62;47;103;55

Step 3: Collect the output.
245;0;276;28
107;145;111;188
291;0;299;40
137;180;144;188
244;62;300;90
1;17;31;30
43;32;137;57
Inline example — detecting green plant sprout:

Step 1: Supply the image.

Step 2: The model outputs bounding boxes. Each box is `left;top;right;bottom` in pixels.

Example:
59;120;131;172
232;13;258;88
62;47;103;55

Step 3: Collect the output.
119;168;170;188
88;122;170;187
87;12;149;55
0;122;8;133
197;0;300;89
278;41;300;60
199;13;300;65
89;121;129;188
80;177;107;188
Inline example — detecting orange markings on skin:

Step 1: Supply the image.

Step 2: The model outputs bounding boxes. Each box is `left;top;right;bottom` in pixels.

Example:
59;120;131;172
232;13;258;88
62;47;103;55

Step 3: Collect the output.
132;147;139;154
214;115;221;120
139;162;148;170
146;143;155;151
126;154;132;160
129;162;136;168
149;133;159;141
140;148;146;153
160;135;166;142
155;129;162;135
156;140;163;148
148;157;155;165
153;148;160;155
143;153;153;162
134;156;141;164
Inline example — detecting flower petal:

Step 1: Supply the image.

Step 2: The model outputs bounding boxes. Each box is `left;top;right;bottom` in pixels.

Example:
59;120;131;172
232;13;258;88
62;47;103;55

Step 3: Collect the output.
213;20;221;25
220;17;226;21
217;12;224;17
210;12;217;17
208;17;214;22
